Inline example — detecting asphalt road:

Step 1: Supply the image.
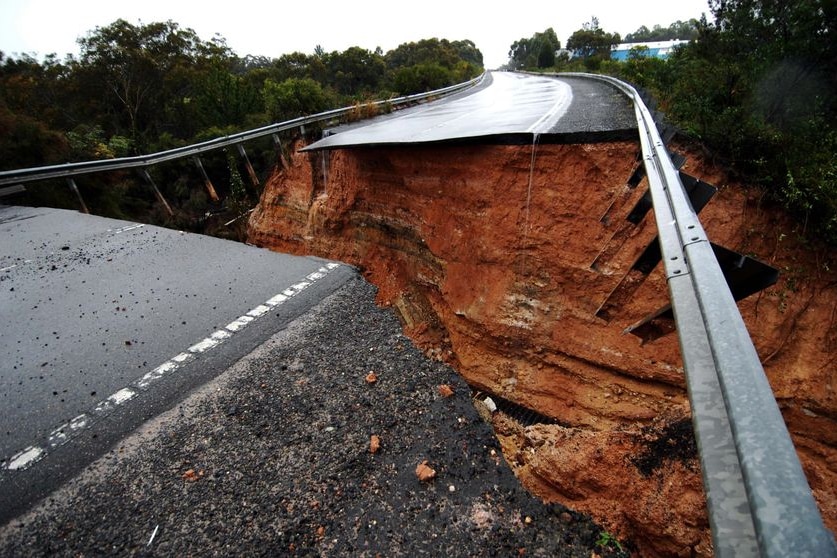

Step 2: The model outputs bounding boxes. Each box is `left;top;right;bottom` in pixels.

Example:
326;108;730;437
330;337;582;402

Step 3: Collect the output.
307;71;636;150
0;277;618;557
0;205;353;521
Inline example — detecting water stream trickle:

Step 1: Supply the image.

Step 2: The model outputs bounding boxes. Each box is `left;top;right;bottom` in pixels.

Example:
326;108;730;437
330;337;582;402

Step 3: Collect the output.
519;133;540;277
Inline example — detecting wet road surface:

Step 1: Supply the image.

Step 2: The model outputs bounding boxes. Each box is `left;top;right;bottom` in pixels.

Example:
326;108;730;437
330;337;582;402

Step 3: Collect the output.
0;205;353;520
307;71;636;149
0;277;616;557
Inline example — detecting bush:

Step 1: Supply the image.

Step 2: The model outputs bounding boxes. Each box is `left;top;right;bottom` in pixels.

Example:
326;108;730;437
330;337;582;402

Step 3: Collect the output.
392;63;453;94
262;77;336;122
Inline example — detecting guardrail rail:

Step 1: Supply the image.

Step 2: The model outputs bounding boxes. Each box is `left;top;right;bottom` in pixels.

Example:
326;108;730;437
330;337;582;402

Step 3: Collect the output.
564;72;836;557
0;73;485;188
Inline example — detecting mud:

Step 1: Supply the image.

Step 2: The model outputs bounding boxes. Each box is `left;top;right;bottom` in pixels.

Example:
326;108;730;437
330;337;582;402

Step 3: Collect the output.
248;138;837;556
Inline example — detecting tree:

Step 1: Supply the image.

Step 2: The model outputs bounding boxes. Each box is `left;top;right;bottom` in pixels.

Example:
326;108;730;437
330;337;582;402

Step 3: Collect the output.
324;46;386;95
192;63;261;131
385;38;483;93
76;19;232;149
393;63;452;93
567;17;621;62
452;40;484;68
625;20;699;42
262;77;335;122
507;28;561;70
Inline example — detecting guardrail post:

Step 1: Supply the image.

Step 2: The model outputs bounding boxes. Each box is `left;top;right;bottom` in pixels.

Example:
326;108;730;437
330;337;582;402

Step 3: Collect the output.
236;143;260;187
272;133;289;170
65;178;89;214
140;169;174;217
192;156;219;202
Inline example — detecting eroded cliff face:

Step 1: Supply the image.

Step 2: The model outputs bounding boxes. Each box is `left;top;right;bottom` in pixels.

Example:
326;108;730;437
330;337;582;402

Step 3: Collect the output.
247;139;837;556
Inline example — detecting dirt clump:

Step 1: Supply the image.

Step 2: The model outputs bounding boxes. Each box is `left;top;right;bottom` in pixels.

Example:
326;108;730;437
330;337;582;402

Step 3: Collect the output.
248;138;837;556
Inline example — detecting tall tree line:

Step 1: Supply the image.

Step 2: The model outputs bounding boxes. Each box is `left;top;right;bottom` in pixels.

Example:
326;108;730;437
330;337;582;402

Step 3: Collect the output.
0;21;483;169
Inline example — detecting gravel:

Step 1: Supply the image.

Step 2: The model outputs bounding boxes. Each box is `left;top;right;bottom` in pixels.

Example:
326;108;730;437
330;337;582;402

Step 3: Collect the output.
0;276;617;557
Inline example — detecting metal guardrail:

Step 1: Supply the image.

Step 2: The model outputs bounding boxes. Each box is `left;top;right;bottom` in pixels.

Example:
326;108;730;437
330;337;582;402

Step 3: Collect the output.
563;72;836;557
0;73;485;187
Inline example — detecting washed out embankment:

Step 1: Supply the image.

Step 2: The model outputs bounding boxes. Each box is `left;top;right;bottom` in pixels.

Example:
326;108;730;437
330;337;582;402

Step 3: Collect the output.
247;138;837;556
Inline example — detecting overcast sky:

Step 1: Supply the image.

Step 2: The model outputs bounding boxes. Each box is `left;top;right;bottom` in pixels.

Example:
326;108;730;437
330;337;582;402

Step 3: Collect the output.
0;0;711;69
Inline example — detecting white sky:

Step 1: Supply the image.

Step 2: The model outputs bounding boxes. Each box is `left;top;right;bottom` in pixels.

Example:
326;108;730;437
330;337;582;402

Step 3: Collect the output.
0;0;711;69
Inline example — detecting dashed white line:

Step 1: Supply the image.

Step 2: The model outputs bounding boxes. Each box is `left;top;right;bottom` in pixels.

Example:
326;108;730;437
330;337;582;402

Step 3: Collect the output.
225;315;254;332
172;352;194;364
246;304;271;318
188;337;220;353
49;414;89;449
1;263;342;472
109;224;146;234
94;388;138;415
7;447;45;471
265;294;288;307
136;361;178;390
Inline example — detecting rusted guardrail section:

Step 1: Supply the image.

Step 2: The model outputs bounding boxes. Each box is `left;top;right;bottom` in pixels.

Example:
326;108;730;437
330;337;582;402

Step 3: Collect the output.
565;72;836;558
0;73;485;187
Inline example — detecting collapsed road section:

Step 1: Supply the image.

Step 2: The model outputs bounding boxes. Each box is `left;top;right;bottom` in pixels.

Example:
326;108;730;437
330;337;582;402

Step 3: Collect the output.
246;73;837;556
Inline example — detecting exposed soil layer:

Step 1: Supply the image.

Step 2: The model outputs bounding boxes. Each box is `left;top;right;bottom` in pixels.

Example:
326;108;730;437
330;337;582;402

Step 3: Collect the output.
248;139;837;556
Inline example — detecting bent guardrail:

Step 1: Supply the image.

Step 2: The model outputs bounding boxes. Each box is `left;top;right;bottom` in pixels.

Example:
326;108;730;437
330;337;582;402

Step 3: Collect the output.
564;72;836;557
0;73;485;187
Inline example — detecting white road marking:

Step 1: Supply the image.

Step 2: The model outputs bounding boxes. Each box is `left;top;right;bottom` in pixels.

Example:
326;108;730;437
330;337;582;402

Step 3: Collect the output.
7;446;45;470
94;388;138;414
172;352;194;364
2;263;343;472
225;315;254;332
266;294;288;306
136;361;179;390
48;414;90;449
109;224;146;234
527;80;573;133
246;305;271;318
189;337;219;353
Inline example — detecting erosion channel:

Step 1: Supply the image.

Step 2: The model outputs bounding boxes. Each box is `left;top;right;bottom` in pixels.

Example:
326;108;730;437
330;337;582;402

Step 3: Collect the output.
247;137;837;556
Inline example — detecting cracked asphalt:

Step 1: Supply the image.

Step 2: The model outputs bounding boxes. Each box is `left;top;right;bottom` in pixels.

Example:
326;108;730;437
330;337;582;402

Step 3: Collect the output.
0;276;614;557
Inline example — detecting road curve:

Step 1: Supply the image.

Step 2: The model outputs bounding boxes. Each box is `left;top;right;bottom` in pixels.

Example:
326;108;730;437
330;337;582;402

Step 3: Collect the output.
307;71;636;150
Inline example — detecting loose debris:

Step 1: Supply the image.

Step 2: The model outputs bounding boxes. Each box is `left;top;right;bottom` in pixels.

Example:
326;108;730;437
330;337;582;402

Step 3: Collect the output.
182;469;203;482
415;460;437;482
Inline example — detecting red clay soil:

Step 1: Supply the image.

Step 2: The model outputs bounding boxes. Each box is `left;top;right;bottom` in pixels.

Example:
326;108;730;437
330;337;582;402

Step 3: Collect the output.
247;138;837;556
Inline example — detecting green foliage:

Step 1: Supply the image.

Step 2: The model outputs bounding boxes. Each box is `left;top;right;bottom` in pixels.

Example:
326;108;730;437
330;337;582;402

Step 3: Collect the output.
0;102;68;170
327;46;387;96
66;124;133;160
567;17;621;63
384;38;483;93
226;149;247;204
625;20;699;42
192;63;261;130
74;19;233;149
595;531;624;552
508;28;561;70
393;63;452;93
262;77;335;122
598;1;837;244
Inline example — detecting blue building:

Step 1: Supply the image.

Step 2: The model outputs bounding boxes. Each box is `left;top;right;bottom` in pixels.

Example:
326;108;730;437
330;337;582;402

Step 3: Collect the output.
611;40;689;61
